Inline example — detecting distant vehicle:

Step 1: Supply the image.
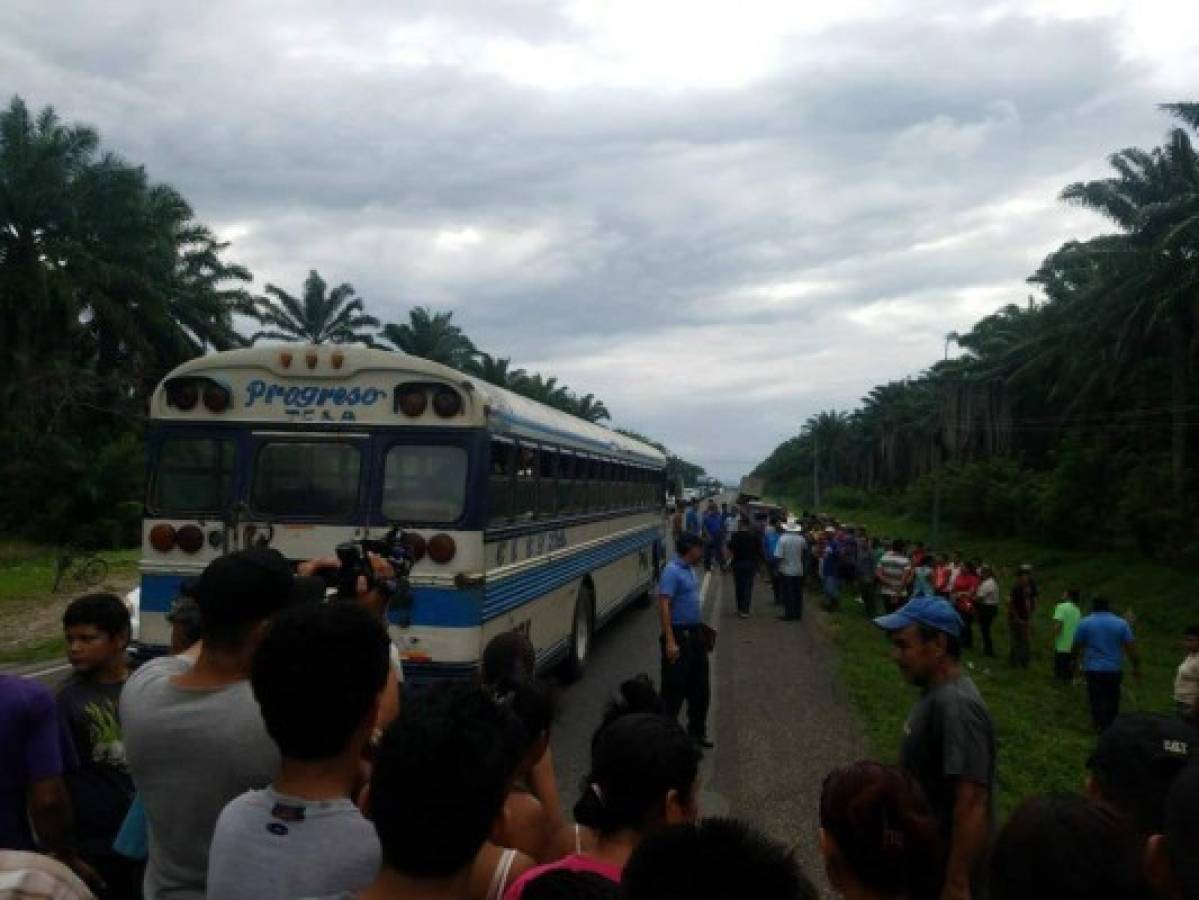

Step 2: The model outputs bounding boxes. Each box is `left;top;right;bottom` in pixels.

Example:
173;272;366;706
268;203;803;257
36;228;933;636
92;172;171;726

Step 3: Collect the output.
134;345;666;682
738;475;765;503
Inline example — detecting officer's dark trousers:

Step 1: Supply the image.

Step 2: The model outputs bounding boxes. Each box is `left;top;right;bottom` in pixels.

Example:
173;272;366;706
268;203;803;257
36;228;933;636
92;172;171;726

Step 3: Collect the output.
732;561;756;615
780;575;804;620
661;626;711;739
1086;670;1123;731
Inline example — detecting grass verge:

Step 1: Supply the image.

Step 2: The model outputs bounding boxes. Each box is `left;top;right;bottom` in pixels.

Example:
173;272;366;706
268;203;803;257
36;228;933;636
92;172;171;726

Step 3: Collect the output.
813;507;1191;818
0;541;139;664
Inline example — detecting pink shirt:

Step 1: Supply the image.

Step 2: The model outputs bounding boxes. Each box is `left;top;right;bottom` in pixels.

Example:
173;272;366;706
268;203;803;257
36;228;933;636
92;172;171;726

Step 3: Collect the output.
504;854;622;900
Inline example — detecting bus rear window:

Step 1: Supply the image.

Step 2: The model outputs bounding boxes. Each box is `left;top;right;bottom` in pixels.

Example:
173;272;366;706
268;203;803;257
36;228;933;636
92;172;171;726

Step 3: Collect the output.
152;437;235;513
251;442;361;518
381;445;467;524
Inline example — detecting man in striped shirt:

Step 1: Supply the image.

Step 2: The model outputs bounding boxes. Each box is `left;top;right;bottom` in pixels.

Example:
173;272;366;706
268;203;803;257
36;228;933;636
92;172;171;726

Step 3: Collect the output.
876;540;911;614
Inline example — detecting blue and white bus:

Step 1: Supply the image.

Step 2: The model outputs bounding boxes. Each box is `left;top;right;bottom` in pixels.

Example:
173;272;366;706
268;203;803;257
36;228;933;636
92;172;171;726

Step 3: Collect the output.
135;346;667;681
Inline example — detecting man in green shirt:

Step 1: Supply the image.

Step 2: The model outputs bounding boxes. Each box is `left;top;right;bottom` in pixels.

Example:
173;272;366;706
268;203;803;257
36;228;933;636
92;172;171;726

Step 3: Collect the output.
1052;588;1082;682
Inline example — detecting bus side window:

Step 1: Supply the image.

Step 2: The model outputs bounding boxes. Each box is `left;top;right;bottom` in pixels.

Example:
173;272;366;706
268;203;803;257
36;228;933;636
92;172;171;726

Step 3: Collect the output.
539;447;558;518
578;456;593;514
515;443;538;521
617;463;629;508
557;451;575;515
489;440;514;526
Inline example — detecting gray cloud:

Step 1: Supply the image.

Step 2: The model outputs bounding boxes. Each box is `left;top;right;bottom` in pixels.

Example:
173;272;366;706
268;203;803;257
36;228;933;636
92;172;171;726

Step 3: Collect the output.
1;0;1195;478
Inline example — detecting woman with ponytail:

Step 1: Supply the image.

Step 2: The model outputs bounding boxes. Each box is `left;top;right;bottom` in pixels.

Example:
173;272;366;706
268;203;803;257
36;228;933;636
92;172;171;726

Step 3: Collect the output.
504;676;700;899
818;761;941;900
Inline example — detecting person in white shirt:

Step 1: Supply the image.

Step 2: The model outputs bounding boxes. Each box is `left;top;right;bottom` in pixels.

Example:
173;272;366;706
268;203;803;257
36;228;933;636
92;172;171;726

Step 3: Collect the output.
774;520;807;622
1175;626;1199;725
974;566;1001;657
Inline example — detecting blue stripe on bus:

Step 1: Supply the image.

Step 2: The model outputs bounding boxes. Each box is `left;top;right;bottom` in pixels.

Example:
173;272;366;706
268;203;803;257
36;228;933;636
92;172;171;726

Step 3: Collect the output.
140;526;659;628
481;527;658;621
140;574;186;613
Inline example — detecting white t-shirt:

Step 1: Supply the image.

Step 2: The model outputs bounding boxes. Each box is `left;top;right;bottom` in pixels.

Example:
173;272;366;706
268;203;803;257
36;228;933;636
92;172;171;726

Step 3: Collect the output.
1175;653;1199;706
775;533;806;577
975;577;1000;607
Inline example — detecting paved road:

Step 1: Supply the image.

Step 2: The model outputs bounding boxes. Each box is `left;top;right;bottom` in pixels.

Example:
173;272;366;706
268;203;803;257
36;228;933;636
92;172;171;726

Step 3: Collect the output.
549;560;868;898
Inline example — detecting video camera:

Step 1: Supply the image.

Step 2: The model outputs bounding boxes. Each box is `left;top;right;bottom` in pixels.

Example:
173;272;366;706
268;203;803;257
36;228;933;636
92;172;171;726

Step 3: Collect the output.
333;525;416;624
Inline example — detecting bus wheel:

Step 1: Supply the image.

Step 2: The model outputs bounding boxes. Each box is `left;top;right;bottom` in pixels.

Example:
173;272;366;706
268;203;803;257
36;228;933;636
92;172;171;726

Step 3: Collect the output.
560;582;594;682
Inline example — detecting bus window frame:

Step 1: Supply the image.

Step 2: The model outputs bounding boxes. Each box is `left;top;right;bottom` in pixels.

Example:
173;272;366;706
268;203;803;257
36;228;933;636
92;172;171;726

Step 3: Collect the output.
145;427;242;518
376;436;474;529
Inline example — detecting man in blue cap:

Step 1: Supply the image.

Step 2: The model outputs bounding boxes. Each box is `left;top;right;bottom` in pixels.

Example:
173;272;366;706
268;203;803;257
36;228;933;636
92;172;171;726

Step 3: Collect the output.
874;596;995;900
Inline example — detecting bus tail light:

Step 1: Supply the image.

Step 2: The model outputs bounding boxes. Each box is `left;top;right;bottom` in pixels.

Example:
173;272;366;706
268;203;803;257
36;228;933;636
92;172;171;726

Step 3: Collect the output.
433;388;462;418
397;385;428;417
149;524;177;552
176;525;205;553
202;384;231;413
401;533;427;563
166;381;198;411
427;534;456;564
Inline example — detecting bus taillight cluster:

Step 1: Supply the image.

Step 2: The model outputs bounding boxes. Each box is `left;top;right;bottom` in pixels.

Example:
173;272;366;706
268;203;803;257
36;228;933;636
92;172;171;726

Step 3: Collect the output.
165;377;232;413
149;523;207;554
395;383;463;419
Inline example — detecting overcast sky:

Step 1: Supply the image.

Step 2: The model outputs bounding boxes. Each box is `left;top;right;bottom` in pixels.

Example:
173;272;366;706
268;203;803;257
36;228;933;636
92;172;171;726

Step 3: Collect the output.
4;1;1197;479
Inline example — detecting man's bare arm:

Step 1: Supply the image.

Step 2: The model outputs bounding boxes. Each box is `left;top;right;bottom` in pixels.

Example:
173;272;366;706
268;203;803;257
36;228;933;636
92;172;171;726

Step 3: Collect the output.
942;779;989;900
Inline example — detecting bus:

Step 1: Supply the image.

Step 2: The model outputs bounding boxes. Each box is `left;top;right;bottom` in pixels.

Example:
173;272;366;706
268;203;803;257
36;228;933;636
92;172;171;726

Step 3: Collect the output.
135;345;667;682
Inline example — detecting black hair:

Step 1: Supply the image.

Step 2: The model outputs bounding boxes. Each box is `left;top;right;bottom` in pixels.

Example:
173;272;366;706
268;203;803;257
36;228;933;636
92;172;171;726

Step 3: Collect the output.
916;624;962;660
676;532;702;556
594;674;665;738
481;630;537;686
62;593;130;641
1185;625;1199;639
890;539;904;553
250;602;390;761
1164;762;1199;898
623;818;819;900
819;761;940;896
371;683;523;878
1065;588;1081;603
520;870;620;900
1093;596;1111;612
492;676;557;761
574;712;699;836
989;794;1146;900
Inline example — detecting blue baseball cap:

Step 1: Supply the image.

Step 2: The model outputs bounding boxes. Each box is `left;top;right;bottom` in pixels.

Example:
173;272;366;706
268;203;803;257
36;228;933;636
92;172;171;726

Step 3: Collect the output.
873;596;963;639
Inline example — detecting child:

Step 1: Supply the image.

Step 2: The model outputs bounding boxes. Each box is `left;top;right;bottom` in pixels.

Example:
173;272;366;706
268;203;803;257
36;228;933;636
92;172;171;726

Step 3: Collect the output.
56;592;138;899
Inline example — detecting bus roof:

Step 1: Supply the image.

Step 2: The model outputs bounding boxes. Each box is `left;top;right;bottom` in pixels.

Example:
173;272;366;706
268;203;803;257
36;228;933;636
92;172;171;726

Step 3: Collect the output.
154;346;667;466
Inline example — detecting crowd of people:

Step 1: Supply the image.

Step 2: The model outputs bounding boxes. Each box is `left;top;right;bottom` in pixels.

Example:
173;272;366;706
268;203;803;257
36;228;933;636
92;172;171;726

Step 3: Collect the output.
1;523;1198;900
672;498;1198;733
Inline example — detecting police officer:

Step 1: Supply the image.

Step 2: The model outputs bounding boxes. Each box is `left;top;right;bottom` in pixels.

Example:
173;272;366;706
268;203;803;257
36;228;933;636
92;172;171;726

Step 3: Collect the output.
659;532;713;749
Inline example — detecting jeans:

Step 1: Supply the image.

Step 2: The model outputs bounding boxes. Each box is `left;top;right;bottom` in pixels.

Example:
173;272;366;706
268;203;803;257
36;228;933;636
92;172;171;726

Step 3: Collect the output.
732;561;756;615
976;604;997;656
1054;652;1074;682
703;539;724;572
661;627;711;739
1009;618;1031;668
1085;670;1123;731
767;560;782;604
858;578;877;617
822;574;840;609
780;574;804;620
959;607;975;650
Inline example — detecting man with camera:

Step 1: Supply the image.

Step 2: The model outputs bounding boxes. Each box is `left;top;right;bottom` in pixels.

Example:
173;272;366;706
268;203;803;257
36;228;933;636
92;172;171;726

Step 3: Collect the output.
121;544;403;900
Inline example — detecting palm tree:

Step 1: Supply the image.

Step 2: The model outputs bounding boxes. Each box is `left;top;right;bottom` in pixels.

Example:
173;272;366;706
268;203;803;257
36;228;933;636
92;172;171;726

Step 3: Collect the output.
381;306;476;367
572;393;611;423
249;270;379;345
462;352;528;389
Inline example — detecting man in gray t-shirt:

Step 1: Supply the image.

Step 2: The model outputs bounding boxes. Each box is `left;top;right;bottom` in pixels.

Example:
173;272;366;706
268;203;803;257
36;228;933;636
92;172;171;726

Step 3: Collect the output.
206;601;392;900
875;595;995;900
121;549;304;899
122;656;278;899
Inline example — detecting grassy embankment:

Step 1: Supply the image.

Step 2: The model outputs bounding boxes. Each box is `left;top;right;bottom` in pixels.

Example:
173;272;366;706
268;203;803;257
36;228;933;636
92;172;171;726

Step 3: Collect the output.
0;541;139;664
808;506;1194;818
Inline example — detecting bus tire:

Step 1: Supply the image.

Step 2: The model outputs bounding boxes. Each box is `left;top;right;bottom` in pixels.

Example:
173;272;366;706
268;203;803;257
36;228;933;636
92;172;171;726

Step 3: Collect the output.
560;582;594;683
